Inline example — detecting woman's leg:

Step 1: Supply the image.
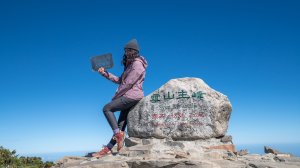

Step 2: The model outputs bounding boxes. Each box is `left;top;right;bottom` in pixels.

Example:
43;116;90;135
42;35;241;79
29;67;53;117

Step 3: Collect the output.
106;109;129;149
105;96;139;149
118;109;130;131
118;96;140;129
102;96;127;133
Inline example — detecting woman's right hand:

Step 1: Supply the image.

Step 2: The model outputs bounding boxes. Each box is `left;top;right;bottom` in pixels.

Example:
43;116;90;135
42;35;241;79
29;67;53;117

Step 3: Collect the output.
98;67;105;75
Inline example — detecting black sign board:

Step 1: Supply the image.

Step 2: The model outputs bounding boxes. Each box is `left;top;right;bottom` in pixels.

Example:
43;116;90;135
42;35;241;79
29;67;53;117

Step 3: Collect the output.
90;53;114;71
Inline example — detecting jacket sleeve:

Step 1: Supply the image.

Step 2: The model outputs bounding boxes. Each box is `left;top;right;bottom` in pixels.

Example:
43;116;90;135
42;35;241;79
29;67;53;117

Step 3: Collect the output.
101;71;122;84
112;61;145;99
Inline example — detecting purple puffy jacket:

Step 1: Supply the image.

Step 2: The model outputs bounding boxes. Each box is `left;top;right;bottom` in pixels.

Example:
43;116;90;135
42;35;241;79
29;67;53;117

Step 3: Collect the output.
101;56;148;100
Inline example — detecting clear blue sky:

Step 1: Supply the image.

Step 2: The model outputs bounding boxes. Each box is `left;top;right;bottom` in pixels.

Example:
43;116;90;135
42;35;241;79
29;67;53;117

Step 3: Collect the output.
0;0;299;154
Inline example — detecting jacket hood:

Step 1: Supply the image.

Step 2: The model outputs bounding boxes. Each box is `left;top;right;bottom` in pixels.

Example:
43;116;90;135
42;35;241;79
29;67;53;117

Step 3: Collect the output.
134;56;148;69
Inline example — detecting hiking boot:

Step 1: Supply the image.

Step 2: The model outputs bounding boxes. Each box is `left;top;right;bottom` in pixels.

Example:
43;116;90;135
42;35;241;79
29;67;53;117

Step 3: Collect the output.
113;131;125;151
92;146;112;158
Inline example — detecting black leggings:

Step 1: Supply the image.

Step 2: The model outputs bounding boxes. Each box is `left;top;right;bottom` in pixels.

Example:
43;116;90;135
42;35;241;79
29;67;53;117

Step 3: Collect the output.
103;96;139;148
103;96;140;132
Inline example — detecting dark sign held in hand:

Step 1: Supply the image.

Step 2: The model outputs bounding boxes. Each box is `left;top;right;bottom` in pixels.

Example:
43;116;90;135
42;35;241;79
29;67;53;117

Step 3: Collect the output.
90;53;114;71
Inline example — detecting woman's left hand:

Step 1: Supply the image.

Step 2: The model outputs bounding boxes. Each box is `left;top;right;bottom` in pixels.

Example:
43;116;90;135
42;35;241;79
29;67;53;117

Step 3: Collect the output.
98;67;105;75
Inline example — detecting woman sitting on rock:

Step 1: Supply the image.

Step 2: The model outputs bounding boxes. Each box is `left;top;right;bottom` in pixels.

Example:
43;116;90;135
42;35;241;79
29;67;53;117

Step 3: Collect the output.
93;39;148;158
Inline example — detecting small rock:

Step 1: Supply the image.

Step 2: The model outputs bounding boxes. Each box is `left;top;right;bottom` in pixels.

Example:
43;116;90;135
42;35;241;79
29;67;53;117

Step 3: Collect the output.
237;149;248;156
163;141;185;149
221;135;232;143
124;137;141;147
261;153;275;161
203;151;223;160
248;163;258;168
208;144;236;153
264;146;281;155
142;139;151;145
174;151;189;159
276;153;292;157
274;156;286;162
248;162;275;168
121;162;128;167
84;152;96;157
223;151;237;161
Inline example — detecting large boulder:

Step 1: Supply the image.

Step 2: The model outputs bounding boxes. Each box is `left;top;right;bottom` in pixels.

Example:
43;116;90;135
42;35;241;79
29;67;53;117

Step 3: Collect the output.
127;77;232;140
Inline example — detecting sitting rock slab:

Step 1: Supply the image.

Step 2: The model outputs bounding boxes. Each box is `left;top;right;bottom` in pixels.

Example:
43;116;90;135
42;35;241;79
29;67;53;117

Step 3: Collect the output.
53;139;300;168
127;77;232;140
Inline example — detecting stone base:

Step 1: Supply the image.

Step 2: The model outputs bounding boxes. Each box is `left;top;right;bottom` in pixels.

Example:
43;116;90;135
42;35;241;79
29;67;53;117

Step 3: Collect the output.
121;136;236;160
53;136;300;168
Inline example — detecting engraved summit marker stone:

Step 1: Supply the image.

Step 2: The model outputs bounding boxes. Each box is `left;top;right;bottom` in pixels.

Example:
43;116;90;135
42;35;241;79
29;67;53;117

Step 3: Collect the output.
127;77;232;140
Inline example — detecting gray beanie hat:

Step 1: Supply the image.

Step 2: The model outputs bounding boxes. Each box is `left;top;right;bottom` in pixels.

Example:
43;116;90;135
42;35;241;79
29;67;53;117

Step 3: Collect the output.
124;39;140;52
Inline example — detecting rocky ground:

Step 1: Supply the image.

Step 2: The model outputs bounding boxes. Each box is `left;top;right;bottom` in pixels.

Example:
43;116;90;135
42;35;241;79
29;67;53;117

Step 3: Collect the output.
52;78;300;168
52;137;300;168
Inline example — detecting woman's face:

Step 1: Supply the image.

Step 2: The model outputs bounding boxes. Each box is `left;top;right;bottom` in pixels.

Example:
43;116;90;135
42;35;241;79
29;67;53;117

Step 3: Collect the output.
124;48;136;57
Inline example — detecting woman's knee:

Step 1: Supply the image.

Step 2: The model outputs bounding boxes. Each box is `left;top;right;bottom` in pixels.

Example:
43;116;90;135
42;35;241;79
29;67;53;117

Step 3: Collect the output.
103;104;112;113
